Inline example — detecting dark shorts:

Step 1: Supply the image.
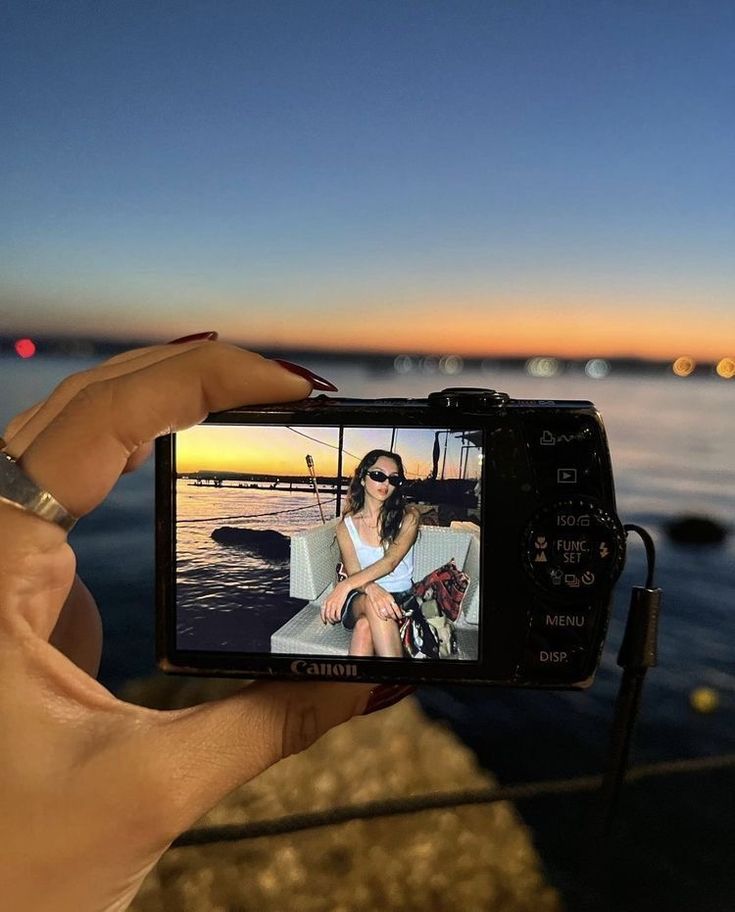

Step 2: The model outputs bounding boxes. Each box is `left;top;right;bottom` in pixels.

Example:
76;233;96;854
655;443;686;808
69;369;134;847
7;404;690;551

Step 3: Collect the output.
341;587;415;630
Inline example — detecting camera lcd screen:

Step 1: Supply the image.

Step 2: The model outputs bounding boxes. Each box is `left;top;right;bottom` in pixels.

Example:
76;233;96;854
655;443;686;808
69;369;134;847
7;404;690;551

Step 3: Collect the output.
173;424;483;663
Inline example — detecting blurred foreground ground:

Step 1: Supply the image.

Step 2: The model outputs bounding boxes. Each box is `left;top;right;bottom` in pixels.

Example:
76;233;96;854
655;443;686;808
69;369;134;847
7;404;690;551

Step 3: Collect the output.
124;676;562;912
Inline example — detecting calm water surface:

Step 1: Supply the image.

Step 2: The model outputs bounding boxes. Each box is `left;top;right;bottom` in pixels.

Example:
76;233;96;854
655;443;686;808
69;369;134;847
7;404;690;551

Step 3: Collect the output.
175;484;324;651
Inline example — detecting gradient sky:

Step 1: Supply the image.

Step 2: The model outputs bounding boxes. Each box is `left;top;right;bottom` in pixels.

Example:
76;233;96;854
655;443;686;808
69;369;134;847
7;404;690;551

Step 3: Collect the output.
1;1;733;358
176;424;477;478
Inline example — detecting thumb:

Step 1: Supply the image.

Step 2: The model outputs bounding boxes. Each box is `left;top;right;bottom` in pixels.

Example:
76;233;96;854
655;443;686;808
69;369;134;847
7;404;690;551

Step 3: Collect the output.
142;680;374;839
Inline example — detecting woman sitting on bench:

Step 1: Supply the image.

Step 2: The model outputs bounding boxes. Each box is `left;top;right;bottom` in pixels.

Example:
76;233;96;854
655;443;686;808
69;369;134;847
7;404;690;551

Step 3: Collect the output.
321;448;420;657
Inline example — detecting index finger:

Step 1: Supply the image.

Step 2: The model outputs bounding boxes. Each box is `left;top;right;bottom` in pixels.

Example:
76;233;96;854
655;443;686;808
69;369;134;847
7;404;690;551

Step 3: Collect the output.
13;343;313;526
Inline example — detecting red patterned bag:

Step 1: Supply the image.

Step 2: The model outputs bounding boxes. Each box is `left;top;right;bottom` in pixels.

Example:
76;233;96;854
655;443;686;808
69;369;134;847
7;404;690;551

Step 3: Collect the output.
413;559;469;622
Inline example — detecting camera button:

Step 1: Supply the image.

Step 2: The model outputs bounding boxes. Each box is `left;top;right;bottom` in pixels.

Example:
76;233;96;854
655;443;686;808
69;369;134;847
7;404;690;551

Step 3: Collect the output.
535;607;593;634
428;388;509;408
522;631;588;680
523;498;626;599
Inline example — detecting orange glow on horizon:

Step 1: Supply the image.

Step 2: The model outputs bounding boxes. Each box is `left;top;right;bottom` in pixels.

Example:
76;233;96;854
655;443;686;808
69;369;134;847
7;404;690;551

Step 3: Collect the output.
176;425;459;478
4;290;734;363
176;426;342;476
188;296;735;362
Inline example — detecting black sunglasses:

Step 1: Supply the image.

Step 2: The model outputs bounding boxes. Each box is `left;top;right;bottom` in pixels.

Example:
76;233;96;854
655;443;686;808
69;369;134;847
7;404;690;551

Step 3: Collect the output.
366;469;404;487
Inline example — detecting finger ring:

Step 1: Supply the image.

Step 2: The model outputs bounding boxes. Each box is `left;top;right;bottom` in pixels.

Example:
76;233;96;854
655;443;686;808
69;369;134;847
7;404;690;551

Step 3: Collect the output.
0;451;78;531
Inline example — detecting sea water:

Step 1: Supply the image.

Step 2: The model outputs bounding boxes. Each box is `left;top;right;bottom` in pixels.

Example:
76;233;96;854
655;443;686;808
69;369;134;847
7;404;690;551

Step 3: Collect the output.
2;353;734;766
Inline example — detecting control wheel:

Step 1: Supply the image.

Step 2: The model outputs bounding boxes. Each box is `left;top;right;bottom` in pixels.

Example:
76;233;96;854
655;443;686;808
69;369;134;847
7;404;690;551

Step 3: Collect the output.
522;497;626;599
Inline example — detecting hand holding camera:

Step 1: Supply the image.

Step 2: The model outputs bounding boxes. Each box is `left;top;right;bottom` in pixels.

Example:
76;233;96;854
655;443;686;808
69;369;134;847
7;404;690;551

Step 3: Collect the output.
0;340;387;912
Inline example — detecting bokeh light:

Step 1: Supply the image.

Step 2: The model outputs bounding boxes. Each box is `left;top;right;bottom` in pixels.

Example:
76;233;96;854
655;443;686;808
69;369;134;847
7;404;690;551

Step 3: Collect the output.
525;357;561;378
14;338;37;359
585;358;611;379
715;357;735;380
393;354;414;374
672;356;696;377
439;355;464;375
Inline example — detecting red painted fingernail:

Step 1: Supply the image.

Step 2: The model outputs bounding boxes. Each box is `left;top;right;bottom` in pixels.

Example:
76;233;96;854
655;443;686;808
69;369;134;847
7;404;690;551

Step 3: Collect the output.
168;331;219;344
274;359;338;392
362;684;416;715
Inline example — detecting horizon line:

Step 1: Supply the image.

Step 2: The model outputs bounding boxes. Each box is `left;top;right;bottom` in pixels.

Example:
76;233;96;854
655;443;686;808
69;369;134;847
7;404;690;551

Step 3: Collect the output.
1;332;733;371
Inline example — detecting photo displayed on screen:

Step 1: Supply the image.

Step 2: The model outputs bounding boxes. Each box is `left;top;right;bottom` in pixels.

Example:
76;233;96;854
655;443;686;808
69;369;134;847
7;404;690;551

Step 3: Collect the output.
175;425;482;661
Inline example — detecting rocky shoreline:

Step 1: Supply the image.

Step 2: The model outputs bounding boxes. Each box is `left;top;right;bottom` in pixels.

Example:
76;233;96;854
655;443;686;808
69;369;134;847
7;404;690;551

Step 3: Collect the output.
124;675;562;912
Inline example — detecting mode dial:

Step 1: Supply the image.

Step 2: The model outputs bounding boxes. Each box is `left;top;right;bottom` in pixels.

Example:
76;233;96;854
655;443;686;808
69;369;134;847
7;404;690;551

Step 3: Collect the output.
428;388;510;409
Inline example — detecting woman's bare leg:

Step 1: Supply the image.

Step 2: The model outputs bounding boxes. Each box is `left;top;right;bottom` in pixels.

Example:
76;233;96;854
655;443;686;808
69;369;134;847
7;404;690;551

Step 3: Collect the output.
347;595;403;657
349;615;375;656
361;601;403;657
368;613;403;657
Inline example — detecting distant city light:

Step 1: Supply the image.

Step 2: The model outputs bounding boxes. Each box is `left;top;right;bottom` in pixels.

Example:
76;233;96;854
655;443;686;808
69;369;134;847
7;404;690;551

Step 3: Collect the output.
585;358;610;379
525;356;561;378
393;354;414;374
716;357;735;379
439;355;464;375
14;338;37;359
673;356;696;377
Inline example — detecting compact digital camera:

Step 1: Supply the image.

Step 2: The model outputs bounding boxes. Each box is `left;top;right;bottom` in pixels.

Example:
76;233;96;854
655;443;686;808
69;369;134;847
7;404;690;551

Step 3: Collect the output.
156;388;626;688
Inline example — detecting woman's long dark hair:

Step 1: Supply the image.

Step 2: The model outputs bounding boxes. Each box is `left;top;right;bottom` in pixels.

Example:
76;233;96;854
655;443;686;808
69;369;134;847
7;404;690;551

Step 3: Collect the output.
344;449;407;546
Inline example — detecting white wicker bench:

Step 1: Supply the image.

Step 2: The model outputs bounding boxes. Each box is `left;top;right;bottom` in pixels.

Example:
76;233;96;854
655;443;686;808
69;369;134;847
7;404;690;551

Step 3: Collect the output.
271;520;480;659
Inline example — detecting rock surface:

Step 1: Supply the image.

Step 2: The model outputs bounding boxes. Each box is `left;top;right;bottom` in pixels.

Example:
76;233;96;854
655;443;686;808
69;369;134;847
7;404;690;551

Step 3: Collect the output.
124;675;562;912
665;515;728;545
211;526;291;560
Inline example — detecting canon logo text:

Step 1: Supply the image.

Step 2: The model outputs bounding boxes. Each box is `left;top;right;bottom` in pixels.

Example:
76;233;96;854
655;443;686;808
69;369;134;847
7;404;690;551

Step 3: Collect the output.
290;660;359;678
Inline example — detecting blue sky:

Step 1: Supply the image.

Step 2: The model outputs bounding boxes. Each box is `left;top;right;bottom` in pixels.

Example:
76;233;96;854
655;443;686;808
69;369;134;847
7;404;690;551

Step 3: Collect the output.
2;1;733;357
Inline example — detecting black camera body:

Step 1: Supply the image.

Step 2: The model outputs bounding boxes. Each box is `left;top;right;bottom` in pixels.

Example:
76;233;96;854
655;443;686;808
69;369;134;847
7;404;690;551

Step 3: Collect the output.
156;388;626;688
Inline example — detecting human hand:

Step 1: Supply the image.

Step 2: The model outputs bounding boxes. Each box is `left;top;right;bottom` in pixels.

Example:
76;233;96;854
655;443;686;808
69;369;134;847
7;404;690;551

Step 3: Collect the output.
364;582;404;622
0;338;409;912
321;579;351;624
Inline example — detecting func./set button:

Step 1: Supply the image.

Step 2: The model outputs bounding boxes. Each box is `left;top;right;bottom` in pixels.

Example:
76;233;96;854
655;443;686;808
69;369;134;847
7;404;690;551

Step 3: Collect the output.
522;497;626;598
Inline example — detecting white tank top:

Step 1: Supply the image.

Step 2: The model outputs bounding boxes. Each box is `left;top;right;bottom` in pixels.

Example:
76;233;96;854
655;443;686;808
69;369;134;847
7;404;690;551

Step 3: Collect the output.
344;514;414;593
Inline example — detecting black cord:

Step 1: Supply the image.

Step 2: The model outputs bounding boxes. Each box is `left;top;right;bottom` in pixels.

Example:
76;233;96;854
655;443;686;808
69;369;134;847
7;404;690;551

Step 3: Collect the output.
623;523;656;588
597;523;662;837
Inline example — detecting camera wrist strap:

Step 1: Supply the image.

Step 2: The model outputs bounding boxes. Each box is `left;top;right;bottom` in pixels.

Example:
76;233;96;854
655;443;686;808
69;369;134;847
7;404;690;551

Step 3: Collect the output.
597;524;662;837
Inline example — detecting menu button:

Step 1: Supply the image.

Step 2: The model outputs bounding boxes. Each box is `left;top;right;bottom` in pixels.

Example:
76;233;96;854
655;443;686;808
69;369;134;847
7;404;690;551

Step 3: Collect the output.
545;613;587;629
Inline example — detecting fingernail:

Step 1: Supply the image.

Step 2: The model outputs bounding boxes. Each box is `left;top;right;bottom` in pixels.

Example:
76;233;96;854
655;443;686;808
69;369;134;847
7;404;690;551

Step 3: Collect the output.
362;684;416;715
168;331;219;344
274;359;339;392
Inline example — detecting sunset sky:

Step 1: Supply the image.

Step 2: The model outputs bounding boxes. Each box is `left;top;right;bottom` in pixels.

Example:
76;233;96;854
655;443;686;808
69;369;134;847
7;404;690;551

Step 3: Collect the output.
176;425;477;479
2;2;733;360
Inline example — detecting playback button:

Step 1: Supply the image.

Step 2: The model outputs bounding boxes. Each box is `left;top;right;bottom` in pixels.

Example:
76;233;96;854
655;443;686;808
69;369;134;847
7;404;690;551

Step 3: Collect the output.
557;467;578;484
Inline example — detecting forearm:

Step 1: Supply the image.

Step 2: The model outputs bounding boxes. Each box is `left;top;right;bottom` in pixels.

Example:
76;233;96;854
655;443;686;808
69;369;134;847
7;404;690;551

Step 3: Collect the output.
344;556;399;593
